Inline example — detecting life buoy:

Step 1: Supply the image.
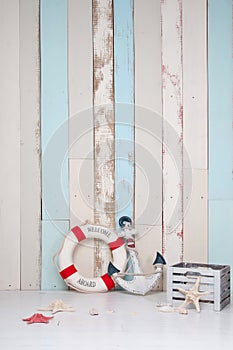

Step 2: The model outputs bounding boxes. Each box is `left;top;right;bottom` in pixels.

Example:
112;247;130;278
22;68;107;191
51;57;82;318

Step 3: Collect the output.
56;224;127;293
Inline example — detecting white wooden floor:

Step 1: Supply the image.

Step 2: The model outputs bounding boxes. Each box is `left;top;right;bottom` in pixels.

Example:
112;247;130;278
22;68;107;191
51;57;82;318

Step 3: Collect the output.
0;290;232;350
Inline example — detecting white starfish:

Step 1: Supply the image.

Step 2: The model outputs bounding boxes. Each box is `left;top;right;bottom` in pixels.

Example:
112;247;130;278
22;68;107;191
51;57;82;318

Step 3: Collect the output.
38;299;75;314
178;276;210;312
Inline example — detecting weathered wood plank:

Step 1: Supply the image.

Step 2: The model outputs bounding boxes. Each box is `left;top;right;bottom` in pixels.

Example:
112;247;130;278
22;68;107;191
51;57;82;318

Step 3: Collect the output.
19;0;41;290
0;0;20;290
208;0;233;201
41;0;69;221
93;0;115;275
183;0;208;170
134;0;163;289
134;0;162;113
135;225;163;290
134;0;162;227
161;0;184;264
69;159;94;226
183;0;208;266
114;0;135;229
41;220;69;290
183;170;208;263
208;0;233;288
68;0;93;160
40;0;69;288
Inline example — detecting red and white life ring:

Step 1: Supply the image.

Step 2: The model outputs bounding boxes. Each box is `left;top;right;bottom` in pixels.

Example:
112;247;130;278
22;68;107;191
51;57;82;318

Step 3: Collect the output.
56;224;127;293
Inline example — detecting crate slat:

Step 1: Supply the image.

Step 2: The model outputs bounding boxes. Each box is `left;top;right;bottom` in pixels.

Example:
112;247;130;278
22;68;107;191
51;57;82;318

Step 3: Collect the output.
167;262;231;311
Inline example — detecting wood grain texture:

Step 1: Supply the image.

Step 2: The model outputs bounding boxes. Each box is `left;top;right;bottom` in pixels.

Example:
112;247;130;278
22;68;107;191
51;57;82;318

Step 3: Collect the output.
41;220;69;290
135;224;163;290
69;159;94;227
183;0;208;170
208;0;233;287
114;0;135;228
40;0;69;289
183;170;208;263
68;0;93;160
41;0;69;221
93;0;115;275
70;163;95;280
208;0;233;201
0;0;20;290
19;0;41;290
183;0;208;265
161;0;184;265
134;0;162;227
134;0;163;288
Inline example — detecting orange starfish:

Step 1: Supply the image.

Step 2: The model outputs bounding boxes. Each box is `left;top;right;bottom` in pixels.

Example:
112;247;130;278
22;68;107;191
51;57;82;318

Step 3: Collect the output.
22;313;54;324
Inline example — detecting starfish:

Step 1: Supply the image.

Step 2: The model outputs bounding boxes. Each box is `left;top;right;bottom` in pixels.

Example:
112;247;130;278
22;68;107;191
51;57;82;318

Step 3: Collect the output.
22;313;54;324
38;299;75;314
178;276;210;312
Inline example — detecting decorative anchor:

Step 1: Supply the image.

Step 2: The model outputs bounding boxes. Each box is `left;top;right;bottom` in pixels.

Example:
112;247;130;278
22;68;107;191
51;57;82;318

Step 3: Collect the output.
108;216;166;295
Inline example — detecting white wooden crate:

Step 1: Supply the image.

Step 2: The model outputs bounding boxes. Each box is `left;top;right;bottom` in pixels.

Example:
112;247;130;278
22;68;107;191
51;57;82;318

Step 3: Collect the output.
167;262;231;311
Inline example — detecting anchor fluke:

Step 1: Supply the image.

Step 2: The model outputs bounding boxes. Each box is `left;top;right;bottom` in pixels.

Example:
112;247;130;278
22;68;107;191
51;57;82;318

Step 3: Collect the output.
108;262;120;276
153;252;166;266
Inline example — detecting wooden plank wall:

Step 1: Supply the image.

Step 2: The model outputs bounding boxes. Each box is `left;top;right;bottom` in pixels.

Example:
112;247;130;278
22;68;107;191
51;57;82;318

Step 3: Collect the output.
114;0;135;228
134;0;163;277
0;0;41;290
68;0;94;278
208;0;233;274
183;0;208;263
40;0;69;289
0;0;232;290
0;0;21;290
20;0;41;289
93;0;115;276
161;0;184;265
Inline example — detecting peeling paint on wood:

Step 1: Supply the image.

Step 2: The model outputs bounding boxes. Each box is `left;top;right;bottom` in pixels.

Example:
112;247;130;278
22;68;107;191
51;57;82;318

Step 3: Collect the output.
114;0;135;228
208;0;233;286
41;0;69;289
183;0;208;265
0;0;21;290
161;0;184;264
93;0;115;276
20;0;41;290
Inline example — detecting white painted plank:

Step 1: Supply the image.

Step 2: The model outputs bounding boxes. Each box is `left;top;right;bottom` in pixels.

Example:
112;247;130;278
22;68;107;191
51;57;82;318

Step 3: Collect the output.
134;0;162;227
161;0;184;265
93;0;115;276
68;0;93;160
0;0;20;290
114;0;135;227
134;0;163;289
134;0;162;113
182;1;208;267
183;170;208;264
19;0;41;290
69;159;94;227
183;0;208;170
134;134;162;226
135;225;163;290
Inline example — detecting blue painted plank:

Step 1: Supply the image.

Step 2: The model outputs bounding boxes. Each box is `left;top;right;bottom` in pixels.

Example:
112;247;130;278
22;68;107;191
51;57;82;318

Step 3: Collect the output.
114;0;135;229
208;0;233;201
209;200;233;287
208;0;233;284
41;220;69;290
41;0;69;220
